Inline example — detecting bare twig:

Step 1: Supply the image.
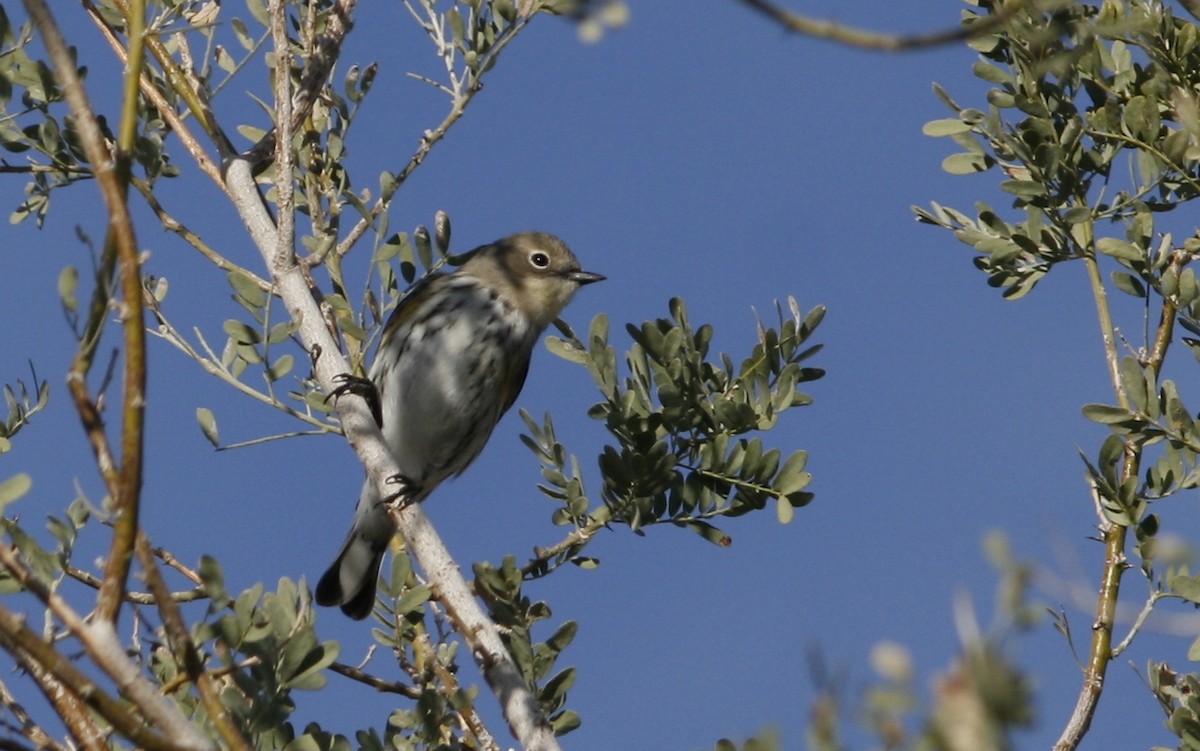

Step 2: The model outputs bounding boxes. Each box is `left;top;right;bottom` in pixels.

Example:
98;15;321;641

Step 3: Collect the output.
66;566;209;604
131;176;272;289
735;0;1052;51
333;6;534;261
144;298;336;432
328;661;420;698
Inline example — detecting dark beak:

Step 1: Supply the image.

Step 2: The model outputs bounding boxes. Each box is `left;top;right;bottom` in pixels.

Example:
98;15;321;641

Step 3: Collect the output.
569;270;606;285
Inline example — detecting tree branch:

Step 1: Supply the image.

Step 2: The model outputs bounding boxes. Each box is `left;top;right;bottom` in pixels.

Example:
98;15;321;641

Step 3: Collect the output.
134;534;253;751
734;0;1051;51
0;543;214;751
1053;222;1138;751
224;155;563;751
21;0;147;627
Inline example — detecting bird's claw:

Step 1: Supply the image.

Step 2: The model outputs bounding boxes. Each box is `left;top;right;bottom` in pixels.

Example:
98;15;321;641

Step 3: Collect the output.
384;473;421;505
327;373;383;428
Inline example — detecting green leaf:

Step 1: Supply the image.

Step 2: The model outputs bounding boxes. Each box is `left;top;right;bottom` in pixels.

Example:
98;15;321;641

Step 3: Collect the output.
434;210;452;254
1081;403;1135;424
1096;237;1143;262
57;266;77;312
1162;380;1194;437
196;408;220;447
550;709;581;736
776;496;794;524
682;520;732;547
1188;634;1200;662
267;354;295;382
236;124;268;142
999;179;1046;196
223;319;261;344
1119;357;1148;413
267;321;297;344
0;473;31;508
972;60;1012;84
545;620;577;653
545;336;587;364
922;118;971;137
414;225;432;269
1169;573;1200;605
942;152;993;174
283;641;338;691
773;450;810;496
1111;271;1146;298
394;584;431;616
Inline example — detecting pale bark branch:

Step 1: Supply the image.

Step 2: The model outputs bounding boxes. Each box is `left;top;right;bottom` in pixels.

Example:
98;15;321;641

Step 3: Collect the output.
224;152;562;750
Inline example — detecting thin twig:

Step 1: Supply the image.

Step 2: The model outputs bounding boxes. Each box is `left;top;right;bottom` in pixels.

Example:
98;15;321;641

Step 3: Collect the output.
131;176;273;290
735;0;1048;51
144;296;336;432
66;566;209;604
328;661;420;698
1053;215;1143;751
332;8;534;261
134;534;253;751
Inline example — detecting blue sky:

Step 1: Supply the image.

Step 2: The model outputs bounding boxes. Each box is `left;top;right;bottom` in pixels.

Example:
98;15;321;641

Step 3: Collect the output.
4;1;1200;749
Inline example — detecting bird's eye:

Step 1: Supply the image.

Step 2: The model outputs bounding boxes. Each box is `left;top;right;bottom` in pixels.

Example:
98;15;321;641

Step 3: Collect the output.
529;251;550;269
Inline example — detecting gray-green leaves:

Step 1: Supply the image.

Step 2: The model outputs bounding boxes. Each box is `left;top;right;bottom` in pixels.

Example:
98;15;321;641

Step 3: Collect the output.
0;367;48;455
534;296;823;551
915;2;1200;301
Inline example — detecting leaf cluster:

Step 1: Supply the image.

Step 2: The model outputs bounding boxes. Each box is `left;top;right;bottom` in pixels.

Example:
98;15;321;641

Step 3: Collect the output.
917;3;1200;747
0;497;358;751
1149;660;1200;751
0;5;184;226
473;556;580;736
0;366;48;455
187;569;339;739
916;0;1200;300
521;297;824;576
0;1;827;749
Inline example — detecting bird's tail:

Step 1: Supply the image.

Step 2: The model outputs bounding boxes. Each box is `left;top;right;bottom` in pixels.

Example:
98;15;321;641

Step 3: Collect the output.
315;489;394;620
315;534;385;620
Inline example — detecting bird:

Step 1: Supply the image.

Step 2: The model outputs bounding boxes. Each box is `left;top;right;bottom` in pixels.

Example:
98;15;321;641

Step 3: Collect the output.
315;231;604;619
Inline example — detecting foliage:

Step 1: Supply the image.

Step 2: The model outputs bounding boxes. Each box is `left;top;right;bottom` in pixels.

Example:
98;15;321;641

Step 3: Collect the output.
0;1;821;750
917;1;1200;748
520;297;823;576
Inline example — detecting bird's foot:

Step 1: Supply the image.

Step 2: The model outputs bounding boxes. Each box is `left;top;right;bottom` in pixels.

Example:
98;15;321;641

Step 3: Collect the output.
327;373;383;428
384;473;422;505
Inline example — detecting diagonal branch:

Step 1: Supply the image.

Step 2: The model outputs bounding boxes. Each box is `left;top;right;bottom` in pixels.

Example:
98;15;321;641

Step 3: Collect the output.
0;543;213;751
81;0;226;183
134;534;252;751
735;0;1049;51
224;152;564;751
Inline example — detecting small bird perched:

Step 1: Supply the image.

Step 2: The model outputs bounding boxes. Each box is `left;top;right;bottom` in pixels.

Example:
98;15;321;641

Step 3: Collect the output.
316;232;604;619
